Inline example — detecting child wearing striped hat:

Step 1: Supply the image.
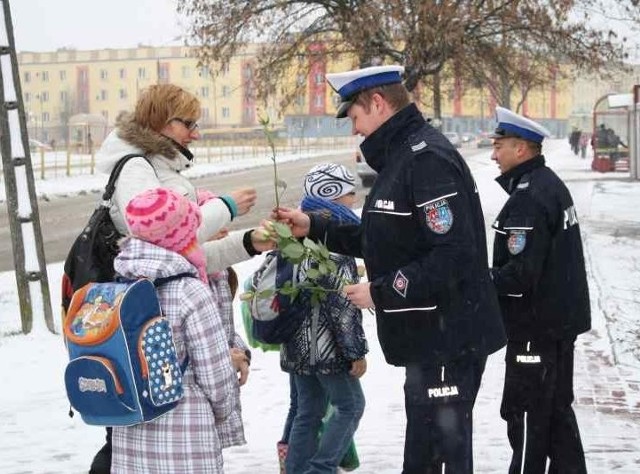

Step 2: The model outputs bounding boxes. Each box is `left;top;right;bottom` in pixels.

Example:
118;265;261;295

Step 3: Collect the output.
278;163;367;474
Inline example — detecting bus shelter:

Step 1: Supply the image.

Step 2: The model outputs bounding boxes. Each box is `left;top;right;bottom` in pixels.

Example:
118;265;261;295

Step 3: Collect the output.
68;113;108;154
591;93;631;173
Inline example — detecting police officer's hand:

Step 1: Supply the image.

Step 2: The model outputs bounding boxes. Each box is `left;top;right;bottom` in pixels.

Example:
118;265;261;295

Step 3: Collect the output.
273;207;311;237
343;282;374;309
228;187;257;216
350;358;367;378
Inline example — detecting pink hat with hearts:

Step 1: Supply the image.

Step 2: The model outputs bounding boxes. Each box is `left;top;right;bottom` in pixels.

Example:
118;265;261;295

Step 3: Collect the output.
125;188;207;282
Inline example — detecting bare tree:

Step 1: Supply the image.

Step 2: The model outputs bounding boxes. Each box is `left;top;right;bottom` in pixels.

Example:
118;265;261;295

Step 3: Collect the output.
177;0;631;118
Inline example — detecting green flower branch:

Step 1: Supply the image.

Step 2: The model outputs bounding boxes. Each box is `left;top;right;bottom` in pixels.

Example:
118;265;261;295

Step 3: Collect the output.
243;117;360;306
259;114;287;208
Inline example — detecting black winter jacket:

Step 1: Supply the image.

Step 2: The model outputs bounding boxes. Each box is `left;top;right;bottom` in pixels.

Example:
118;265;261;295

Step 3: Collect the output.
309;104;506;366
491;155;591;340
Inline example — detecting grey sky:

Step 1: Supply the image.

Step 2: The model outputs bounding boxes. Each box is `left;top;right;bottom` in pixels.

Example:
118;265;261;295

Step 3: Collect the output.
10;0;185;52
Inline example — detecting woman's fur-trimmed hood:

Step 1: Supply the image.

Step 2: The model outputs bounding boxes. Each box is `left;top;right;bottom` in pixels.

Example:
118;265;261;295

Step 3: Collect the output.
96;113;191;174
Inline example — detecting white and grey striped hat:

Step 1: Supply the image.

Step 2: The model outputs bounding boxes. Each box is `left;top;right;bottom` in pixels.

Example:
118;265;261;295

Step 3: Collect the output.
303;163;356;200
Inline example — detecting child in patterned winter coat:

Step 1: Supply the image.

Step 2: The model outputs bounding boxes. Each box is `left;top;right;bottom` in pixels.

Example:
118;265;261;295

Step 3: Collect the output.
111;188;238;473
281;163;368;474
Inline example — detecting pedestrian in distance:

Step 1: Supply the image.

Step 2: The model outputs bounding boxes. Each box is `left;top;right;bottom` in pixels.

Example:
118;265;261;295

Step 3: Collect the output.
276;65;506;474
569;128;581;156
280;163;368;474
489;106;591;474
579;132;589;160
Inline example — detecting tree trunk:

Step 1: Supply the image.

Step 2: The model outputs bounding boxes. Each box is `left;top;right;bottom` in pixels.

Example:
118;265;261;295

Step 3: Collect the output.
433;72;442;127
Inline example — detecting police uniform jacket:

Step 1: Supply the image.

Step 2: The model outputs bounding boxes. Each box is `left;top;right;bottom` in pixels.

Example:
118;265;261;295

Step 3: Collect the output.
491;155;591;341
309;104;505;366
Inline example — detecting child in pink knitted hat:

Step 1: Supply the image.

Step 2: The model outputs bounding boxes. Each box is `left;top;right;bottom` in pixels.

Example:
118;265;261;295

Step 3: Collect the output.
125;187;208;283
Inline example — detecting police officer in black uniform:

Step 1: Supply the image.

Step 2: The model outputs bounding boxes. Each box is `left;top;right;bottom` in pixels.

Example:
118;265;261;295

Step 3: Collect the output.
276;65;506;474
490;107;591;474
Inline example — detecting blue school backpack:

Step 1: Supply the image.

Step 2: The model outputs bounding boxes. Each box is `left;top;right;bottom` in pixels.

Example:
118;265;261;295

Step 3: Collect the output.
246;251;311;344
63;275;190;427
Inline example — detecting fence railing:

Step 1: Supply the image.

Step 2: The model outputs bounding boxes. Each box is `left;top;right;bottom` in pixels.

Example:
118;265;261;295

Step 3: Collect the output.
1;136;359;180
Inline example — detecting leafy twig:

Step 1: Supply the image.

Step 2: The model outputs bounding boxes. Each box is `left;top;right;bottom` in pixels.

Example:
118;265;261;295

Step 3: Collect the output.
259;114;287;208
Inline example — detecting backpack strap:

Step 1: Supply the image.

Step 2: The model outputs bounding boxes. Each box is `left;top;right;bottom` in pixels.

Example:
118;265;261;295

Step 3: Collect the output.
102;154;153;201
154;272;198;373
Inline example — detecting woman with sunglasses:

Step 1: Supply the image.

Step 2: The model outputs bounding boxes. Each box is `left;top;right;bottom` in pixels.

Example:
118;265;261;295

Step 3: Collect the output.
90;83;273;474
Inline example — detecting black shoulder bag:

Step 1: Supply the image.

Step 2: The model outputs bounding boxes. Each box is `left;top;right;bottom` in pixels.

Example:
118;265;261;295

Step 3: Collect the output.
61;154;151;312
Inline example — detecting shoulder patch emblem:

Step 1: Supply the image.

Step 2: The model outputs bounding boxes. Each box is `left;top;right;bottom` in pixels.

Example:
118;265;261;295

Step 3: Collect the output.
392;270;409;298
424;199;454;234
507;230;527;255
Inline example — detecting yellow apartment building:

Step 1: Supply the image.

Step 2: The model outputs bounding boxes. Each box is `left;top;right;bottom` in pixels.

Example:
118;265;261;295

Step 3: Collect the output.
17;42;637;146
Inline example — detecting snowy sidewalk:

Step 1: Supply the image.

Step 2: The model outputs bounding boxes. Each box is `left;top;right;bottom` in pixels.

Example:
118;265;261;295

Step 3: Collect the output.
0;140;639;473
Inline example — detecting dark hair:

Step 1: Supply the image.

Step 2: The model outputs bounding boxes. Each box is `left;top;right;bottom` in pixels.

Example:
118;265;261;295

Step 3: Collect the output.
353;83;410;113
524;140;542;155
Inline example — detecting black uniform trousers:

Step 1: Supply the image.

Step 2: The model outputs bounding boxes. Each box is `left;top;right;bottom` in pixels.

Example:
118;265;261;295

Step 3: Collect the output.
402;354;487;474
89;427;111;473
501;338;587;474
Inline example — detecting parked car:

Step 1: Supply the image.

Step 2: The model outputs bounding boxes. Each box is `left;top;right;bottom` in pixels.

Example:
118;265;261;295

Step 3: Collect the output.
444;132;462;148
28;139;52;152
461;133;476;144
355;148;377;187
476;133;494;148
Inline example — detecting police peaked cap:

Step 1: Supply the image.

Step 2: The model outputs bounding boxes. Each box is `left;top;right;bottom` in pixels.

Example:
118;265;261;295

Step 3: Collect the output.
326;65;405;118
490;106;551;144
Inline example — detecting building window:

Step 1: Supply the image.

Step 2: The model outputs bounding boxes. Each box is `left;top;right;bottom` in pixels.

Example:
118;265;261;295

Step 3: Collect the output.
314;94;323;107
79;69;88;83
201;108;210;120
24;72;30;83
138;67;146;79
41;71;49;82
222;85;230;97
181;66;191;78
59;70;67;81
222;107;230;118
315;73;324;85
42;112;50;122
200;86;209;98
41;91;49;102
119;89;128;99
119;68;126;79
198;66;210;78
100;69;108;80
60;91;67;102
99;90;108;101
25;92;31;103
158;64;169;82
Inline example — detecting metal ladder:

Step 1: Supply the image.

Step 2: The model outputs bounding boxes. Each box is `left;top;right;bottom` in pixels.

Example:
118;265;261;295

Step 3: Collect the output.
0;0;54;334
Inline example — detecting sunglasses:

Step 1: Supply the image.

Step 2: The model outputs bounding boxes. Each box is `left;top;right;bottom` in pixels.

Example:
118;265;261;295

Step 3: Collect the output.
172;118;199;131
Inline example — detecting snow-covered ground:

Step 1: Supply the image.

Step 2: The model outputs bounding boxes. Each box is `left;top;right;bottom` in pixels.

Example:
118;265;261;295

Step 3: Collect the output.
1;139;639;473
